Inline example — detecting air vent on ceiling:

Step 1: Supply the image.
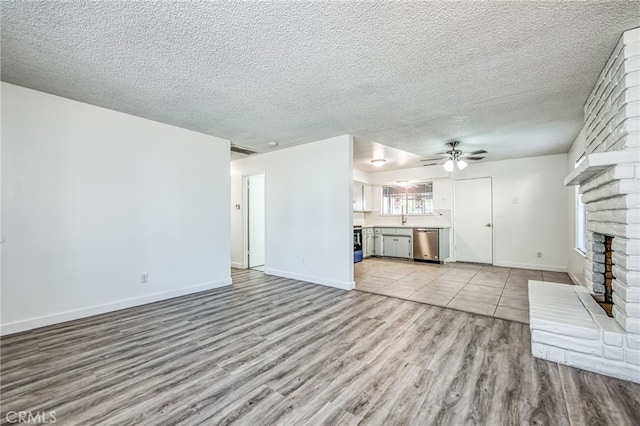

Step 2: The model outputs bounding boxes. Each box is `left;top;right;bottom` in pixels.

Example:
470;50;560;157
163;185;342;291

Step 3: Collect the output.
230;144;257;155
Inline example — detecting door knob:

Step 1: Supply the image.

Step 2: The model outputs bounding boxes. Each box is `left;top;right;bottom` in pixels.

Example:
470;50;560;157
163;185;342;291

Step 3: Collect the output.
486;223;492;227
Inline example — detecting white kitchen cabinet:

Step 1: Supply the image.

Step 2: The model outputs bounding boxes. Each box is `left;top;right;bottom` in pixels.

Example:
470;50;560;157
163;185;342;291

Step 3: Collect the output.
382;235;395;256
362;184;373;211
382;235;412;259
373;232;383;256
396;235;412;258
353;182;372;212
353;182;364;211
364;228;375;257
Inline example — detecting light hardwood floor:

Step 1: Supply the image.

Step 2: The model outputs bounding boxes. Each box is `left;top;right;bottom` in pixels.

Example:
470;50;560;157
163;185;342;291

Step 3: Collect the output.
355;258;573;323
2;269;639;425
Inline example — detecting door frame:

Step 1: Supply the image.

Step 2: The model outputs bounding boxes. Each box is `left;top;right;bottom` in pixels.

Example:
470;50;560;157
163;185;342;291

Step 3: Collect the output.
453;176;494;264
243;171;266;270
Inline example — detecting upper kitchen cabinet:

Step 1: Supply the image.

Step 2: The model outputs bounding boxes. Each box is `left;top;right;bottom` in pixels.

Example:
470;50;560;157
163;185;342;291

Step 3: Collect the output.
362;183;373;211
353;182;363;211
353;181;373;212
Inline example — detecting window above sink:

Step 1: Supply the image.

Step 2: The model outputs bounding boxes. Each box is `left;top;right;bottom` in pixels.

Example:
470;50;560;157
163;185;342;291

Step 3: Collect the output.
381;182;433;215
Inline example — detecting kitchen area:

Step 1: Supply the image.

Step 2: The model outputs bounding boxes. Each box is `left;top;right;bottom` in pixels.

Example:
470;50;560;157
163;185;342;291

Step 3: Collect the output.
352;179;570;324
352;178;452;264
352;177;527;324
354;225;450;264
351;138;573;324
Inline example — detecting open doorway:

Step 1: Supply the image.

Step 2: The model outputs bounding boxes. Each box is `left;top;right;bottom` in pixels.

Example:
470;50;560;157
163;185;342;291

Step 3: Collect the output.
246;173;265;270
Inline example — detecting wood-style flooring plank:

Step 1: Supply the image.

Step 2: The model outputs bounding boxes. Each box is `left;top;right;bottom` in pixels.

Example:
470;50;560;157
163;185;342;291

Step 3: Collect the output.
2;269;639;425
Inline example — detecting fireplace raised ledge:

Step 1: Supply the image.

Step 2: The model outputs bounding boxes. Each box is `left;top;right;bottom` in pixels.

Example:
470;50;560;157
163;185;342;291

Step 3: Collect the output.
565;150;640;187
529;280;640;383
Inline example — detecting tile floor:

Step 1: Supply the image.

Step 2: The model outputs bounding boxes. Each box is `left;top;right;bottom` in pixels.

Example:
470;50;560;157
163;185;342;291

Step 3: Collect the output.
354;257;573;324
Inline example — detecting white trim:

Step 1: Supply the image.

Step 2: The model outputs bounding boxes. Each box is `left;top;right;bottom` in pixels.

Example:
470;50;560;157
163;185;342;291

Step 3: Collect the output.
243;170;267;270
230;262;244;269
493;261;567;273
567;269;586;287
0;278;232;336
265;268;355;291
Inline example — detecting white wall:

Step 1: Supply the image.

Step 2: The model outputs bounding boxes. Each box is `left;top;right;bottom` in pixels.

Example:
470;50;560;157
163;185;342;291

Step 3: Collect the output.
1;83;231;335
353;169;370;184
231;135;354;290
366;154;569;271
566;127;587;286
368;164;450;183
454;154;568;271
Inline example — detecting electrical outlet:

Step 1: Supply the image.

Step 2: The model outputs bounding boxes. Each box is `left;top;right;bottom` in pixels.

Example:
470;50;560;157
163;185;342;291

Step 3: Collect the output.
537;252;542;258
141;273;149;283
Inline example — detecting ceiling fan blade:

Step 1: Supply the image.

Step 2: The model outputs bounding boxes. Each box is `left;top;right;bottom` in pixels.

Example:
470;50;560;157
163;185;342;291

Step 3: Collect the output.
420;157;448;162
465;156;485;160
463;150;487;156
422;162;441;166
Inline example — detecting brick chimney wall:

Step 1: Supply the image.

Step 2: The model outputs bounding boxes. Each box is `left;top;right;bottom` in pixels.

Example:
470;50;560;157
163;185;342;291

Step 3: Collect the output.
581;28;640;334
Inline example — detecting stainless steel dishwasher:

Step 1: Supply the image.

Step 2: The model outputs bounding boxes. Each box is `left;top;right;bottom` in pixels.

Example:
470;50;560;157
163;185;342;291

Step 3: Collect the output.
413;228;439;262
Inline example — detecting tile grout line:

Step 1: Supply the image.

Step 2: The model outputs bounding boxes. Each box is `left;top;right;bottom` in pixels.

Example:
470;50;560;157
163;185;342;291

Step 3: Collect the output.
355;259;559;324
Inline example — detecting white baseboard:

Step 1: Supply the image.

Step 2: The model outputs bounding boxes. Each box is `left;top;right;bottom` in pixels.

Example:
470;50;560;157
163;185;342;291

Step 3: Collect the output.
493;261;567;273
567;270;579;285
568;270;587;287
0;278;232;336
264;268;355;291
230;262;244;269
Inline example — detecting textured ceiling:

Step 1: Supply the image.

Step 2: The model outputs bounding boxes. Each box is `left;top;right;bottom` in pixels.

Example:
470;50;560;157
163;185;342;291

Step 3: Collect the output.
2;1;639;164
353;137;425;173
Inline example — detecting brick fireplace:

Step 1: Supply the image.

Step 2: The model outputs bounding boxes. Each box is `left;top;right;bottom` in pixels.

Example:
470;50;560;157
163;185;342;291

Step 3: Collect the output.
590;233;615;314
529;27;640;383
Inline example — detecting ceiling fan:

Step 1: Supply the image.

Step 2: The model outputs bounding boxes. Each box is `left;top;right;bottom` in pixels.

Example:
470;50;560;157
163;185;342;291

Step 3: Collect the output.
420;141;487;171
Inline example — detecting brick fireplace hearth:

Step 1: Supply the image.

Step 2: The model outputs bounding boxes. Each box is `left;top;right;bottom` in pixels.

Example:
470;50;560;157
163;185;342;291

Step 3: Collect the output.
529;27;640;383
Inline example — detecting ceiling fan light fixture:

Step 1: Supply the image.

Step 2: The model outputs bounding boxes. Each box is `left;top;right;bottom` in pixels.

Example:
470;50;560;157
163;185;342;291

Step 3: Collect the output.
457;159;468;170
371;158;387;167
443;159;454;172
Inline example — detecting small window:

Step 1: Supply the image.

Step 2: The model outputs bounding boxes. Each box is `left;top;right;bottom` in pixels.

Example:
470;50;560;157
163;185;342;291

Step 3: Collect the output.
381;182;433;215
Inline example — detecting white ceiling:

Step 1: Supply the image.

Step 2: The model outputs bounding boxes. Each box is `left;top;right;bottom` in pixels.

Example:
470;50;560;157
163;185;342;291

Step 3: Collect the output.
353;137;425;173
2;2;638;165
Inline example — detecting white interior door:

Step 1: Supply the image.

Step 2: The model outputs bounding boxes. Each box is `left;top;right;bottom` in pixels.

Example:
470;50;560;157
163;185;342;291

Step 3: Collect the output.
455;177;493;264
248;173;265;268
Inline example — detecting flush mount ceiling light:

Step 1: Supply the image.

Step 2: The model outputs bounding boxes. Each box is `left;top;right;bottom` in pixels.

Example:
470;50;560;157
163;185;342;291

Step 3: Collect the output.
267;141;278;147
371;158;387;167
421;141;486;171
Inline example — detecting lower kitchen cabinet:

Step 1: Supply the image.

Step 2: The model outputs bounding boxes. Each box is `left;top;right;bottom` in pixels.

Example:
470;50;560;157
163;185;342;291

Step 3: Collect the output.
373;233;383;256
364;229;375;257
382;235;412;259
